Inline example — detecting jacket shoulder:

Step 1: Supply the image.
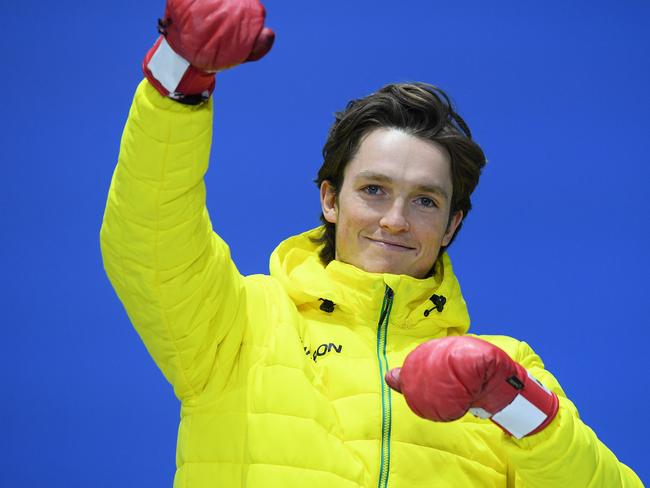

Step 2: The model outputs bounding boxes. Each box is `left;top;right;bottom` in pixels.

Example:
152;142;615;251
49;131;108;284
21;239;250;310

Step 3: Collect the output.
471;333;569;400
242;273;300;330
469;334;535;363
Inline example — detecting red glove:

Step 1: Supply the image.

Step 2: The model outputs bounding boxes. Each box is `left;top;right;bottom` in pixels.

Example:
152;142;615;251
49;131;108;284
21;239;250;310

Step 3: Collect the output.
142;0;275;103
385;336;559;439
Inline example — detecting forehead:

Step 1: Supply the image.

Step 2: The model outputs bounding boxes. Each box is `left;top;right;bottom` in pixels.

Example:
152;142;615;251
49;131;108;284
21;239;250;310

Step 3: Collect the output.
344;128;453;191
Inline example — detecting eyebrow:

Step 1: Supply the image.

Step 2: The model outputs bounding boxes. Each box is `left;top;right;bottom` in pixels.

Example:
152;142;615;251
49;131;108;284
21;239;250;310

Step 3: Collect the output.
355;171;450;199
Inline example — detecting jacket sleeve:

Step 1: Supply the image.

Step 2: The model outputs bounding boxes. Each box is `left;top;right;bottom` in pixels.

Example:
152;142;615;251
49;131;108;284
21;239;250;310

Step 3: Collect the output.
506;341;642;487
100;79;247;401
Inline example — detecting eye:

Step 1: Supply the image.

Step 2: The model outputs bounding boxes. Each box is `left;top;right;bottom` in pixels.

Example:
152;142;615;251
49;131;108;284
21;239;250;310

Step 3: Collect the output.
362;185;383;195
416;196;436;208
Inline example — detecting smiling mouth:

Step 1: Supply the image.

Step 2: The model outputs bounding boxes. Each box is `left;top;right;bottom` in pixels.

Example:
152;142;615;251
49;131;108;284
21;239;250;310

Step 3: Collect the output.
365;237;415;251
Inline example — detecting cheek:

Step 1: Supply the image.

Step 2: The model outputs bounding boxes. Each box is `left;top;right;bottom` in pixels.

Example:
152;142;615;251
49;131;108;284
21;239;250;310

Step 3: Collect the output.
414;216;447;248
336;208;374;254
341;200;376;228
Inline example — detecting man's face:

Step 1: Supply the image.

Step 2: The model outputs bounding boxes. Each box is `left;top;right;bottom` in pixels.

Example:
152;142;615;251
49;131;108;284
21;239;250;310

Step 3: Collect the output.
320;128;463;279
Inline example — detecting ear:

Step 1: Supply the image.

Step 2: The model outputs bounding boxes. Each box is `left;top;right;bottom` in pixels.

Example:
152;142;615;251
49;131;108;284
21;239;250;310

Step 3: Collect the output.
320;180;338;224
441;210;463;247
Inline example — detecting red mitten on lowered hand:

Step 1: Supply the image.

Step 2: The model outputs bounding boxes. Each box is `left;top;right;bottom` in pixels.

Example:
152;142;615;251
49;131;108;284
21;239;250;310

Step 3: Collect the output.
143;0;275;103
385;336;559;439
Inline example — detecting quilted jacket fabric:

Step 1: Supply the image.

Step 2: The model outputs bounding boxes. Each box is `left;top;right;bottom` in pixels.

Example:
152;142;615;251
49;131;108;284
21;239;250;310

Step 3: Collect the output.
100;80;642;487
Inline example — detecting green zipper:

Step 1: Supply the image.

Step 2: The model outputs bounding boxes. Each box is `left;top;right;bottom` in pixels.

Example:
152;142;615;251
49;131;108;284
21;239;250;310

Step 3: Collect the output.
376;285;394;488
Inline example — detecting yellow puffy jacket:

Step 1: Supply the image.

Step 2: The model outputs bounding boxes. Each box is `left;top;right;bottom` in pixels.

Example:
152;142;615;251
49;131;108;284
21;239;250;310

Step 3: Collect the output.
100;80;642;487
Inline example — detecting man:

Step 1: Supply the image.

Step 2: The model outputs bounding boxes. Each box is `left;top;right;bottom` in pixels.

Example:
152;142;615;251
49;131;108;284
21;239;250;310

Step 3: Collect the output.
100;0;642;486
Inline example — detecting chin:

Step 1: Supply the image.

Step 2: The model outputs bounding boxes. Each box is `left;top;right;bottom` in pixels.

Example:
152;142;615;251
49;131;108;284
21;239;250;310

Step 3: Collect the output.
363;260;407;276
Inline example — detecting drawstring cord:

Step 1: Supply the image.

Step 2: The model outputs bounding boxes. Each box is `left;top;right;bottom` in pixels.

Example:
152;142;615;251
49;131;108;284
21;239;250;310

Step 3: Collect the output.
319;298;335;313
423;294;446;317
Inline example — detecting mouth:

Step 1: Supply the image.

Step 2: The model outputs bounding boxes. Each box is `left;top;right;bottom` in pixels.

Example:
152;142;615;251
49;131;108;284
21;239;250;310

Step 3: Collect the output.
365;237;416;252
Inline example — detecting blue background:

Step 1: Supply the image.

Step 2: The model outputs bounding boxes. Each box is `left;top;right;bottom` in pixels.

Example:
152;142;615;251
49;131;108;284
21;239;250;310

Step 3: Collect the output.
2;0;649;485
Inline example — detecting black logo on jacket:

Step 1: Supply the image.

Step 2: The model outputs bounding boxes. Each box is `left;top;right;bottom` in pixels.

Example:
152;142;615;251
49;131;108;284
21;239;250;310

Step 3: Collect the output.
304;343;343;362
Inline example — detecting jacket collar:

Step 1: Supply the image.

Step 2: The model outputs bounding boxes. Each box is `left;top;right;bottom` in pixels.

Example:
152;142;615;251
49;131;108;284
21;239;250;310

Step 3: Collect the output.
269;227;470;336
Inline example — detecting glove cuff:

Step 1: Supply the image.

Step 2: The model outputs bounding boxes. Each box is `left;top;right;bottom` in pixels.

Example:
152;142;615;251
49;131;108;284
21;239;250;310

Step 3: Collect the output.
143;36;215;105
471;372;559;439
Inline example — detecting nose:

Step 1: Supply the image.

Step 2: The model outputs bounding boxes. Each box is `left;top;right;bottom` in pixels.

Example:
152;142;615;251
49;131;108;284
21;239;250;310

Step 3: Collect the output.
379;199;409;233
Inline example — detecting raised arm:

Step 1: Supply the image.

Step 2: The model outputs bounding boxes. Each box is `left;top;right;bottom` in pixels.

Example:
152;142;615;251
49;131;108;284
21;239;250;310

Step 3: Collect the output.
100;0;274;401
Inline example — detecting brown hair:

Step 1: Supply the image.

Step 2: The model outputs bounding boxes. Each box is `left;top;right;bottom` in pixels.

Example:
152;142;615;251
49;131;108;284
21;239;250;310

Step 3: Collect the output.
314;82;486;265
